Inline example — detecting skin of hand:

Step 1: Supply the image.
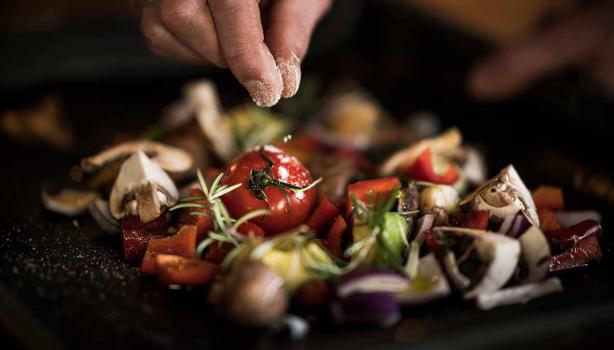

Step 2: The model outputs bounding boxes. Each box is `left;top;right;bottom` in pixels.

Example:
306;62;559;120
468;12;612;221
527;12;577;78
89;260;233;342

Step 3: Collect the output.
135;0;331;107
468;0;614;100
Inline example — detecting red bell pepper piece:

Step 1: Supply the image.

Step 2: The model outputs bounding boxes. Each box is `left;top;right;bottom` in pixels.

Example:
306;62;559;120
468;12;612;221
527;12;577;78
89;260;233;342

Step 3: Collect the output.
532;186;565;211
176;188;213;243
404;148;459;185
141;225;197;275
237;221;265;238
327;215;348;259
544;219;602;253
121;214;169;261
449;210;489;230
549;234;602;272
306;198;341;237
346;177;401;216
155;254;219;286
538;209;562;232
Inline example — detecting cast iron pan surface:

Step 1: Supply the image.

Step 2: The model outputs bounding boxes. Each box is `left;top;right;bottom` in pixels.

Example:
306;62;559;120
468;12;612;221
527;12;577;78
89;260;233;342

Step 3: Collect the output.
1;2;614;349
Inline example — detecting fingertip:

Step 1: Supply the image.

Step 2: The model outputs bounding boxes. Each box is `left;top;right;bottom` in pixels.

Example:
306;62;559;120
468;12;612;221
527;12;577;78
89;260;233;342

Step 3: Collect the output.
276;53;301;98
243;67;283;107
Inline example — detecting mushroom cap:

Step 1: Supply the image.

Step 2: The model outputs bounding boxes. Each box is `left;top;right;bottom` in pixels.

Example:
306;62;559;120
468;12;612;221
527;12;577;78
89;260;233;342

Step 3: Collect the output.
81;140;193;173
215;260;288;327
431;226;521;299
460;165;539;227
42;188;99;216
109;151;178;221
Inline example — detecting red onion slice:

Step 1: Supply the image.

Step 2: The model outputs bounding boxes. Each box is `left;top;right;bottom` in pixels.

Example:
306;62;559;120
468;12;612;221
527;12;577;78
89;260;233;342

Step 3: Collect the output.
331;292;401;327
335;270;409;298
413;214;435;245
506;214;531;238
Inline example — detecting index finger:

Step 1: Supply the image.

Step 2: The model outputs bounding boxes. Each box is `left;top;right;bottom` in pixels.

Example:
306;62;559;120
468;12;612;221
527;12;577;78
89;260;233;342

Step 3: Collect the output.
209;0;283;107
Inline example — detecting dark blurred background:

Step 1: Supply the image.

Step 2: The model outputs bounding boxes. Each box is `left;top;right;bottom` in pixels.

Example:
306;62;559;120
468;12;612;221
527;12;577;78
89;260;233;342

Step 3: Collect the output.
1;1;613;349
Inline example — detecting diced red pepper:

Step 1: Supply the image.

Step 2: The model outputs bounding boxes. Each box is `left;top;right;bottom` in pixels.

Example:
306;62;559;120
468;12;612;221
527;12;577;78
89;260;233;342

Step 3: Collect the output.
538;209;562;232
449;210;489;230
404;148;459;185
466;210;489;230
544;219;602;253
327;215;348;259
141;225;197;275
306;198;341;237
346;177;401;216
549;234;602;272
532;186;565;211
121;214;169;261
176;188;212;243
155;254;219;286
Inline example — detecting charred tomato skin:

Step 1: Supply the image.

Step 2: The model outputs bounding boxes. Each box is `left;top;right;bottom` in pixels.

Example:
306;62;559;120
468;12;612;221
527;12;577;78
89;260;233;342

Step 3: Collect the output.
221;146;317;235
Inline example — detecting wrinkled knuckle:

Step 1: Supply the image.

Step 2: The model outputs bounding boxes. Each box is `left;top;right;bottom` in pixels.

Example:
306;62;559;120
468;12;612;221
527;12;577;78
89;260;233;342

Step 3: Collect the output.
159;2;199;29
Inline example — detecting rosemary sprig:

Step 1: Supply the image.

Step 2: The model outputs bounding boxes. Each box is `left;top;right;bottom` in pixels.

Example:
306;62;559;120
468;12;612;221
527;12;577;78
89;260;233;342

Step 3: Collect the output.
170;169;270;265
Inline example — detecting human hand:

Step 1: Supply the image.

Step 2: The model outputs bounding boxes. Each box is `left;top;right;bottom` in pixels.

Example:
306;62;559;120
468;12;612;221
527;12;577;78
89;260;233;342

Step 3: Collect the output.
135;0;331;107
468;0;614;100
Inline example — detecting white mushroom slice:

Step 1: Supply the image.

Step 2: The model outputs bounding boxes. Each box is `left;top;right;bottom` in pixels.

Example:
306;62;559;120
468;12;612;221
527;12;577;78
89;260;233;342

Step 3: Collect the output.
515;226;551;283
379;128;462;176
431;226;520;299
476;277;563;310
109;151;178;223
88;199;119;233
186;81;237;161
42;188;99;216
397;254;451;305
460;165;539;227
81;140;193;173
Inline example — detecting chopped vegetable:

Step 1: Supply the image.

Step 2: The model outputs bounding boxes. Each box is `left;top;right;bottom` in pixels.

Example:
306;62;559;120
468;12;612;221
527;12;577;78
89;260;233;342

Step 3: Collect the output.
544;220;602;252
476;278;563;310
120;214;169;261
537;209;561;232
327;215;348;259
532;186;565;211
306;198;341;237
346;177;401;214
335;270;409;298
331;292;400;327
404;148;459;185
549;235;602;272
141;225;197;275
155;254;218;286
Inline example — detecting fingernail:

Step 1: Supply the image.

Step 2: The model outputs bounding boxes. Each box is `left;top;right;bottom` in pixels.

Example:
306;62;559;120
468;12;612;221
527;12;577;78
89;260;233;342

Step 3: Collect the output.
276;53;301;98
244;74;283;107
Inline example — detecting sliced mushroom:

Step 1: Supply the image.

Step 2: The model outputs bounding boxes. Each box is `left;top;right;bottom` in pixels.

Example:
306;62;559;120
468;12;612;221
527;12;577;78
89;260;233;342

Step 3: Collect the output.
431;226;520;299
515;225;551;283
42;188;99;216
379;128;462;176
109;151;178;223
459;165;539;227
81;140;193;174
88;199;119;233
186;81;237;161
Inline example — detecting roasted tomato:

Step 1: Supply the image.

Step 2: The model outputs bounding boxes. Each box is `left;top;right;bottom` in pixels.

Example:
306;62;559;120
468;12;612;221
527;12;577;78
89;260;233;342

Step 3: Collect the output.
221;146;318;235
